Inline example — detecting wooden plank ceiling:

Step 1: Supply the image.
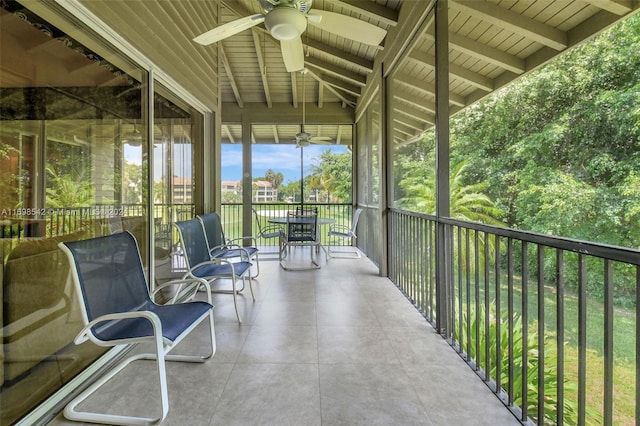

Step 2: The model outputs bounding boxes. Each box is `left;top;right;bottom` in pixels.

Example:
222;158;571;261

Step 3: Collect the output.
60;1;640;145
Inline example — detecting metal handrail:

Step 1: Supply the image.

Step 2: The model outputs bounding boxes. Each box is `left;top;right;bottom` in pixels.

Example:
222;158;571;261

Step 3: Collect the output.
387;207;639;425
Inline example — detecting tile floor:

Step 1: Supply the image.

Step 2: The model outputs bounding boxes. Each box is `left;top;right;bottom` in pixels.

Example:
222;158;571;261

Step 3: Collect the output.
48;249;520;426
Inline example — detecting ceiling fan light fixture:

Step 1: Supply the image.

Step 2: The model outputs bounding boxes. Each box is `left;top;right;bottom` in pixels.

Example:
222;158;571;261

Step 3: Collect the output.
265;7;307;40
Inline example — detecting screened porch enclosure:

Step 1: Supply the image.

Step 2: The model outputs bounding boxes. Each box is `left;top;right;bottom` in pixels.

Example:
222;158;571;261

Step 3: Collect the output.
1;0;639;425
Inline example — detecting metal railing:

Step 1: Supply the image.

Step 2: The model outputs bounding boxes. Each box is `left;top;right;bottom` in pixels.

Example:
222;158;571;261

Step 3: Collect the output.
221;203;354;247
389;208;639;426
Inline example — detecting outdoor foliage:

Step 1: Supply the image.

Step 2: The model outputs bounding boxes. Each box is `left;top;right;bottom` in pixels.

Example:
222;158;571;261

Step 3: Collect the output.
309;150;352;202
455;302;602;425
279;149;352;203
394;15;639;307
449;14;640;251
45;165;94;208
396;16;638;423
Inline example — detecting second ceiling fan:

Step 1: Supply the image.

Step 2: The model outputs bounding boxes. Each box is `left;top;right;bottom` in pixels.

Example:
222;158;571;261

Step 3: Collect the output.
193;0;387;72
294;68;332;148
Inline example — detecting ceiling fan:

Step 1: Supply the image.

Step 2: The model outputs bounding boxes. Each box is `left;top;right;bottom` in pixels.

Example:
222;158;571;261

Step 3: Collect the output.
193;0;387;72
294;68;332;148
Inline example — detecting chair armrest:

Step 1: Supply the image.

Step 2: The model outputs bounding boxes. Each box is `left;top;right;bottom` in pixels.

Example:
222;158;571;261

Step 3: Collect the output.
75;310;162;346
189;258;247;279
151;277;211;304
260;225;284;233
328;225;351;234
208;243;252;261
258;225;284;239
228;236;258;247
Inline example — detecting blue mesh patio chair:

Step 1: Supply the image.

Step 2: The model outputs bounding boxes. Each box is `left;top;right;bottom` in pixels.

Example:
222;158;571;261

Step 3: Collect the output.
174;218;253;323
197;212;260;278
279;209;322;271
58;231;216;425
328;208;363;258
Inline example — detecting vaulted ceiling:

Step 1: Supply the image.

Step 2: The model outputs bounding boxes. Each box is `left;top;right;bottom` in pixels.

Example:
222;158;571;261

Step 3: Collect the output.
12;0;640;146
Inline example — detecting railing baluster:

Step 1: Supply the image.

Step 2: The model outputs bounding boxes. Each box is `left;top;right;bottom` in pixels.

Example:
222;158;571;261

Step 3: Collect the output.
507;238;514;406
411;215;417;304
495;234;501;394
556;249;564;425
604;259;614;425
484;231;491;381
537;245;545;424
457;226;463;350
578;254;587;426
636;265;639;426
465;229;471;361
474;230;480;372
522;241;529;422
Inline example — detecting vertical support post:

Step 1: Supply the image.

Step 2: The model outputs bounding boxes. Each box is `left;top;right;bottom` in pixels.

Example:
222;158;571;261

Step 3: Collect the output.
380;67;389;277
434;0;450;335
242;114;253;243
147;70;156;289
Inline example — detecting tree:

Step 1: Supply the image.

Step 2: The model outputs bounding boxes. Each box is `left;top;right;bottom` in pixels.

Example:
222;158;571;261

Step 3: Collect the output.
264;168;284;189
399;160;503;225
448;13;640;245
308;150;352;202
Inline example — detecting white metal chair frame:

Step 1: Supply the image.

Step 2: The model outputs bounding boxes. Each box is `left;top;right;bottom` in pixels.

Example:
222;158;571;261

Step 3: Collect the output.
252;207;284;256
328;208;363;258
174;218;254;323
59;232;216;426
197;212;261;278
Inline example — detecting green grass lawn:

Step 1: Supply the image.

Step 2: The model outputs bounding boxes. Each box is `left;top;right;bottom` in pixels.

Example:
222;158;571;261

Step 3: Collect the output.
455;269;636;425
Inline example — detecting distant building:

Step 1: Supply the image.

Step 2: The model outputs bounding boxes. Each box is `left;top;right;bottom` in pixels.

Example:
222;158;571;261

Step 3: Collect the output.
253;180;278;202
221;180;240;194
221;180;278;202
172;177;192;203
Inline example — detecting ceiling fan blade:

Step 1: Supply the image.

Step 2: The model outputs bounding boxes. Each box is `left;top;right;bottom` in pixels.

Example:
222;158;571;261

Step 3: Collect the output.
193;14;265;45
280;37;305;72
311;136;332;142
307;10;386;46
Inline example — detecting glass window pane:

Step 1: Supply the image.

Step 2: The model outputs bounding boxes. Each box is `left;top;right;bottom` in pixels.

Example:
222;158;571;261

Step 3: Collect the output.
388;26;436;212
153;86;200;281
0;4;145;423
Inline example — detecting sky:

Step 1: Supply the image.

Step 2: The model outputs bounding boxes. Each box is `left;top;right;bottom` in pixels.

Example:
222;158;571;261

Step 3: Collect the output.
222;143;349;184
124;143;192;179
124;142;349;183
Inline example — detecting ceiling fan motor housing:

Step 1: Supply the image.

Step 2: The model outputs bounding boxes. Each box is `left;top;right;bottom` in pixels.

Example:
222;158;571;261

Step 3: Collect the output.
265;6;308;40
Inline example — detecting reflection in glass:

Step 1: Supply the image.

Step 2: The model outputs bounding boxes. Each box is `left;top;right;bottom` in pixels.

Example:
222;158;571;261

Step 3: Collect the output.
153;87;200;281
0;4;145;423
